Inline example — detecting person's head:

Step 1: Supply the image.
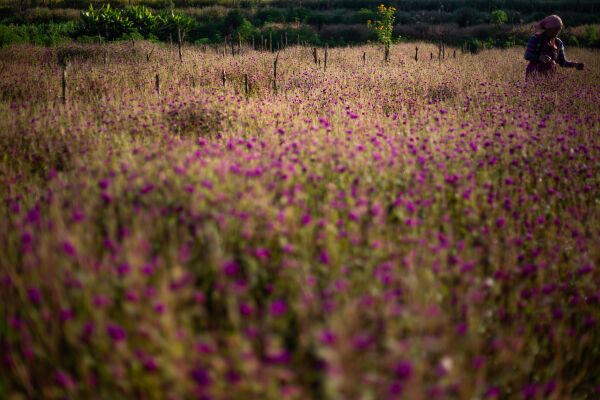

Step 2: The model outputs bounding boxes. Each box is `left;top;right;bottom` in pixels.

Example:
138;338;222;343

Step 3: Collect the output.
535;15;563;37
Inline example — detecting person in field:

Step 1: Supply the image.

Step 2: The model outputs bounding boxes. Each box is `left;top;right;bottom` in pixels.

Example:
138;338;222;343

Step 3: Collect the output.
524;15;585;80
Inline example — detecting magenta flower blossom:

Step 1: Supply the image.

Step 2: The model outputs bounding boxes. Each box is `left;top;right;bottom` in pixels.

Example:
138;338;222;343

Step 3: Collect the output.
270;299;288;316
55;370;75;389
319;250;330;265
62;241;76;257
394;361;413;380
107;323;127;342
27;287;41;305
221;260;239;277
239;302;253;316
190;367;212;386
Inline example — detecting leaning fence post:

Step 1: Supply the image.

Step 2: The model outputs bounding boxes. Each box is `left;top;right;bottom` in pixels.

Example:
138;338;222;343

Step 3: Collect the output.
362;51;366;66
415;46;418;62
273;50;280;92
177;25;183;63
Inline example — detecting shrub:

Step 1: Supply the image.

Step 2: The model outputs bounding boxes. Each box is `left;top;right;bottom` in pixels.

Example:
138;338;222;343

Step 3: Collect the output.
0;22;75;47
77;4;194;42
490;9;508;26
582;25;599;47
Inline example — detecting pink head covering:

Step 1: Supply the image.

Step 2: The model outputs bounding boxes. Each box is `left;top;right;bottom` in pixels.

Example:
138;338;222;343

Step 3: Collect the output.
535;15;563;34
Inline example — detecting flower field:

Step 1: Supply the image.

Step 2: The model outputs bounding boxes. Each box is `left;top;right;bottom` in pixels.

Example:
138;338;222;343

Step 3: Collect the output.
0;42;599;399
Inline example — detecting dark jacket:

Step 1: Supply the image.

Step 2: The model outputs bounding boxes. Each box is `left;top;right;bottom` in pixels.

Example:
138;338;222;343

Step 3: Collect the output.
524;34;576;67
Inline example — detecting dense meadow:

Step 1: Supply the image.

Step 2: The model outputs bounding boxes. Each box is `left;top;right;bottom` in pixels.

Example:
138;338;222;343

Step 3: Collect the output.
0;41;599;399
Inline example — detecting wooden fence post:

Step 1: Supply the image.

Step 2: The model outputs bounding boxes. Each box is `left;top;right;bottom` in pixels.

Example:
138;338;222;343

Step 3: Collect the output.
61;63;67;105
244;73;249;98
415;46;418;62
384;42;389;63
273;50;280;92
155;72;160;95
222;69;226;87
324;44;328;71
312;47;318;66
177;25;183;63
362;51;366;66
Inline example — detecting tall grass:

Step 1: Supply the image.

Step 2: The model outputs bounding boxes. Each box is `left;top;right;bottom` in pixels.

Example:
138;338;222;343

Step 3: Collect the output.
0;41;599;399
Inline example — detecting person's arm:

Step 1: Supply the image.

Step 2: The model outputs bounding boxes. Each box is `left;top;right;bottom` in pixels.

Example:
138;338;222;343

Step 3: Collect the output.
557;39;576;67
524;35;541;61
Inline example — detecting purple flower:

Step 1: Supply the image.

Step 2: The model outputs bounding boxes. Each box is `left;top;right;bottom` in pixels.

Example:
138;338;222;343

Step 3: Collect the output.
394;361;413;380
59;308;75;322
254;248;270;261
484;387;500;398
27;287;41;305
319;250;330;265
222;260;239;277
116;262;130;277
301;214;312;225
107;323;127;342
191;367;212;386
239;302;253;316
522;384;537;400
226;369;241;384
319;329;336;345
55;370;74;388
62;241;76;257
98;178;111;190
270;299;287;316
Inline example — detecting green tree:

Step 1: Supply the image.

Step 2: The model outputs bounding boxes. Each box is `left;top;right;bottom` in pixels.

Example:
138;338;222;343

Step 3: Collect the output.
237;19;256;41
367;4;395;62
490;9;508;26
